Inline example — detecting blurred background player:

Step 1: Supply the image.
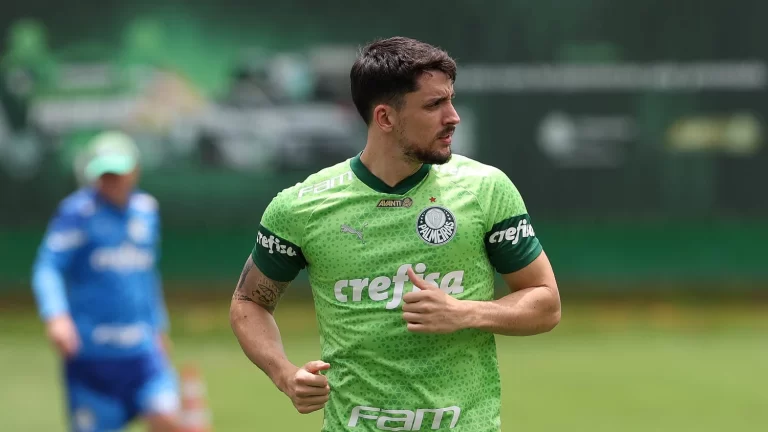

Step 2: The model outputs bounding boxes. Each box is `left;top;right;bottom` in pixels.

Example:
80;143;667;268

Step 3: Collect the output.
31;131;181;432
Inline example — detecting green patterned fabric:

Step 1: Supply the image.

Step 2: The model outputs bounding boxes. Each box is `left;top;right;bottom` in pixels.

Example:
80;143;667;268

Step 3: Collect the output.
252;153;542;431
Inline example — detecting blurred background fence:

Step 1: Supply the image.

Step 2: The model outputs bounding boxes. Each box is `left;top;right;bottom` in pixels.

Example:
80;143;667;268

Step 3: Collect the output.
1;0;767;292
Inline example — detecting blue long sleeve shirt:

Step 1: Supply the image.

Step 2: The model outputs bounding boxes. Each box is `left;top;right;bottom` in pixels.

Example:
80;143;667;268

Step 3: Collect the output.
31;187;169;359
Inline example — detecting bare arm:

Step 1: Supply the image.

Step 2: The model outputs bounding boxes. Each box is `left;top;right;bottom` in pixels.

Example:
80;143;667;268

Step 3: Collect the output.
229;256;296;391
463;251;561;335
230;256;331;413
403;252;561;336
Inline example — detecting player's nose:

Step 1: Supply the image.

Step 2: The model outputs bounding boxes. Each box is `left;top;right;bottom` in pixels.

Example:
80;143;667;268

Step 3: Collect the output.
444;103;460;126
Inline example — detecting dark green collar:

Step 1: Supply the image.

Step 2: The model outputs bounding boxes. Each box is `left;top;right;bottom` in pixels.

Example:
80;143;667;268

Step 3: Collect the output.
350;152;431;195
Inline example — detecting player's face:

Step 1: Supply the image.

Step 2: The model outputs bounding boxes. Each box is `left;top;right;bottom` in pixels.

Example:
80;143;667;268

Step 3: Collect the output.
395;71;460;164
98;168;139;206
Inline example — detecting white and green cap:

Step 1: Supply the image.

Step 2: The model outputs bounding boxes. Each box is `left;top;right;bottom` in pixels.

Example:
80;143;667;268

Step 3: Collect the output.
83;131;140;182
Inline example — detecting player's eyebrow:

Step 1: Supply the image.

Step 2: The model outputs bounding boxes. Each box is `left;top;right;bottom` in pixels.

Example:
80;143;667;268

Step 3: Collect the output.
425;92;456;106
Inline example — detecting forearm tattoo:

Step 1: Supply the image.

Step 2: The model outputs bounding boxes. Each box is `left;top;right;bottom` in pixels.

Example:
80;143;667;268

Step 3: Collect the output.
232;258;289;312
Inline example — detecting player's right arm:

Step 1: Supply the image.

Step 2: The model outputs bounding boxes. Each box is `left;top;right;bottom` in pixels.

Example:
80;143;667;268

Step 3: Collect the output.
31;198;86;358
230;258;330;414
229;190;330;414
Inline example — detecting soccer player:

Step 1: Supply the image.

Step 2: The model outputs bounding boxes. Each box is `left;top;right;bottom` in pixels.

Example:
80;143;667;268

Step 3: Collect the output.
230;37;561;431
31;131;181;432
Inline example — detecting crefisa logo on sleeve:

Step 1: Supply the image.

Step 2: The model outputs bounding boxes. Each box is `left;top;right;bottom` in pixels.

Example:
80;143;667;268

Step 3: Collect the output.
257;231;298;256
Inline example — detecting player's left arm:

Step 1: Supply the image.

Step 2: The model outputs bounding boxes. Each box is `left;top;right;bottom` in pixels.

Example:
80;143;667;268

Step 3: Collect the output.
466;251;560;335
465;169;560;335
406;253;560;336
151;269;173;355
148;204;171;352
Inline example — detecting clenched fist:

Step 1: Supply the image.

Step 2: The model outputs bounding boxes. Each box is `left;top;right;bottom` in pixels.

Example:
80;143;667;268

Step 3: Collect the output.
281;360;331;414
46;315;80;358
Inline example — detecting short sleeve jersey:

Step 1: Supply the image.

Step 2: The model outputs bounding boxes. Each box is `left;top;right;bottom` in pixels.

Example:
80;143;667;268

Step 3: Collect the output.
252;153;542;432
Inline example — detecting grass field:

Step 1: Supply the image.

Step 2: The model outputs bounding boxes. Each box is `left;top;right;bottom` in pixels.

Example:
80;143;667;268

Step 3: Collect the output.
1;296;766;431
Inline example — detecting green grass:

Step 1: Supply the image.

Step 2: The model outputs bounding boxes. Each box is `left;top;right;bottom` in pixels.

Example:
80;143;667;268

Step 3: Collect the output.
1;298;766;431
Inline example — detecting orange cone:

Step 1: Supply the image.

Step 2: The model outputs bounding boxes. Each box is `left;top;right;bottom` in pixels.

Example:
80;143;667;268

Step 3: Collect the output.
179;364;212;432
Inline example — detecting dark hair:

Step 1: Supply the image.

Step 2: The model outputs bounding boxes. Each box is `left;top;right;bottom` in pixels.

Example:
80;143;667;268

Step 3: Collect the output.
350;37;457;125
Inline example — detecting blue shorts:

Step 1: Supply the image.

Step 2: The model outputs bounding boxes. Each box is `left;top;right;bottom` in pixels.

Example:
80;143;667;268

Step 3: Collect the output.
64;352;179;432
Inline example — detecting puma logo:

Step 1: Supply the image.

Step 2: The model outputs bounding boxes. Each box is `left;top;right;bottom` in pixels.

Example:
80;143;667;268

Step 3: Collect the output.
341;223;368;244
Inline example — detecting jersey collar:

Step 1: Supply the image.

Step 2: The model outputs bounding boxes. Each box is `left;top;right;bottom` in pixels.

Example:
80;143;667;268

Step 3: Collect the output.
350;152;431;195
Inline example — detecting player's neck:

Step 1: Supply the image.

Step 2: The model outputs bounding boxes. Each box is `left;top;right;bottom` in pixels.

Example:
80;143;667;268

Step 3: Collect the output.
96;188;131;209
359;144;422;188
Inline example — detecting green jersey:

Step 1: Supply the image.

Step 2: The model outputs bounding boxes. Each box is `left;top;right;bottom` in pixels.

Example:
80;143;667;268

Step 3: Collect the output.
252;153;542;431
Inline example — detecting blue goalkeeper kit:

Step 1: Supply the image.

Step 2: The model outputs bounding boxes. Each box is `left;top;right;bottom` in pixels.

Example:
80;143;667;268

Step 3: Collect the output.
32;187;179;431
32;187;168;358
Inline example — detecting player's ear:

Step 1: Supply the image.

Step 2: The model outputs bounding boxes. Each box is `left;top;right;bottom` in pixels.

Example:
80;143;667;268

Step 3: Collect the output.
373;104;395;133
